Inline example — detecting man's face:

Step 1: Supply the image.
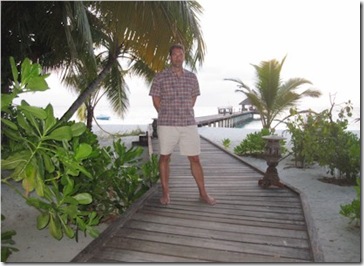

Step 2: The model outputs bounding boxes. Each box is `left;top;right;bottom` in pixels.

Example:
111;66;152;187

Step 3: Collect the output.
170;48;185;68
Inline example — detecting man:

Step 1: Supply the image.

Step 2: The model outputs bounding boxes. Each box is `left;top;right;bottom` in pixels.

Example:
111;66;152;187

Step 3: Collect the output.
149;44;216;206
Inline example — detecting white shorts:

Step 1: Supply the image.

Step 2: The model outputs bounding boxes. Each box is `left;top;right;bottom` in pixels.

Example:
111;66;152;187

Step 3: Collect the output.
157;125;200;156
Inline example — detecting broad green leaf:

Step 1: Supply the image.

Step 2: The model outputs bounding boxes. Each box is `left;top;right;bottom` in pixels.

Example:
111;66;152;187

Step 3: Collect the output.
62;196;78;205
22;163;37;194
28;62;42;77
44;126;72;141
57;153;91;178
36;213;50;230
1;151;29;170
34;173;45;197
73;165;92;178
41;152;55;173
1;118;18;130
20;58;31;84
1;94;16;112
27;76;49;91
1;127;22;141
56;214;75;239
63;224;75;239
49;215;63;240
74;143;92;161
22;177;35;194
62;178;74;196
19;105;47;119
71;122;86;137
73;193;92;205
16;114;33;133
60;204;78;217
26;197;51;210
44;104;57;133
66;168;80;177
9;163;28;182
21;104;41;134
87;227;100;238
9;56;18;83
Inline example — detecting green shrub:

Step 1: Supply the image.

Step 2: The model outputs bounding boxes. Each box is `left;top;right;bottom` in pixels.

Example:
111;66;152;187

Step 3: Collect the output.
221;138;231;149
234;128;286;158
340;178;360;226
75;138;159;220
1;215;18;262
1;57;160;245
285;101;360;181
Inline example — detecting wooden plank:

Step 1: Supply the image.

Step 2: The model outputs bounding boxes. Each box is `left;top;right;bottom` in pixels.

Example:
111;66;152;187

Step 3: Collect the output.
138;208;307;229
116;228;310;259
143;202;306;221
129;212;309;239
146;198;304;215
109;228;312;260
71;137;314;262
104;237;311;262
88;248;210;262
125;219;310;248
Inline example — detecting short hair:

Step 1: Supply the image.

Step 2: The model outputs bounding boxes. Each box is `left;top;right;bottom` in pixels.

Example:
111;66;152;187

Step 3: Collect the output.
169;44;185;55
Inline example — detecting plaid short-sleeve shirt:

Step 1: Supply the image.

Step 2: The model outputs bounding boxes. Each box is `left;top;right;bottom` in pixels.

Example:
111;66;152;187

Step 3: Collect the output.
149;68;200;126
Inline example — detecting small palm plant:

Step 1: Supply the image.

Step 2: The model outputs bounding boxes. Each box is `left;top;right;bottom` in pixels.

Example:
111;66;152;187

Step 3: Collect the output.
225;56;322;130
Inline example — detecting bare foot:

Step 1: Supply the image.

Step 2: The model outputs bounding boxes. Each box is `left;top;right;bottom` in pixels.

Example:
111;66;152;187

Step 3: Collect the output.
200;194;216;205
160;194;170;205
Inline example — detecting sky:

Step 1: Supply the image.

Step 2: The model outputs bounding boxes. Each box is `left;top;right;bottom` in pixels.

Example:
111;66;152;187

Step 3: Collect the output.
15;0;361;123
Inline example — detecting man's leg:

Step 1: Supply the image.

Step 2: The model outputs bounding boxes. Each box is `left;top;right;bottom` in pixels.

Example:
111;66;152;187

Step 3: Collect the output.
159;154;171;205
188;155;216;205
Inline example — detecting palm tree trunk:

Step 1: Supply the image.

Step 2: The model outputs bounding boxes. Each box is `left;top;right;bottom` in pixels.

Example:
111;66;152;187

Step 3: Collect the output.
86;105;94;129
60;52;118;123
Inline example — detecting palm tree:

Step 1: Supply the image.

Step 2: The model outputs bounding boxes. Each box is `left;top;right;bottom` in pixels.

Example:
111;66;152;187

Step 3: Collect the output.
63;45;130;129
59;1;206;122
1;2;96;83
225;56;322;129
1;1;206;123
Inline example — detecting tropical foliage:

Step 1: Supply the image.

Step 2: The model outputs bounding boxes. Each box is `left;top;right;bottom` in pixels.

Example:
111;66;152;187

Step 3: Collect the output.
340;178;360;226
1;1;206;126
1;215;18;262
225;56;322;129
233;128;287;158
285;100;360;181
1;57;159;244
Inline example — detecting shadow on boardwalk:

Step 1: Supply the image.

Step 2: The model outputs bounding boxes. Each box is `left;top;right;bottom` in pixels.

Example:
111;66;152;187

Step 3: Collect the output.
72;137;316;262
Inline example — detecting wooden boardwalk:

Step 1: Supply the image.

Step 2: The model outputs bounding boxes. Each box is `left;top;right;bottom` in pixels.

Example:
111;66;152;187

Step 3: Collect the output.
195;111;258;127
72;137;314;262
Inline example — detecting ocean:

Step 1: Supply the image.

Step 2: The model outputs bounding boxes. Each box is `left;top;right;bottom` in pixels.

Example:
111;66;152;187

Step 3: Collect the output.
90;104;360;134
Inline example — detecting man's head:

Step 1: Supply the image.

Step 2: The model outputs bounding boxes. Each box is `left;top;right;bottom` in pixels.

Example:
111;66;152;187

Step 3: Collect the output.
169;43;185;56
169;44;185;69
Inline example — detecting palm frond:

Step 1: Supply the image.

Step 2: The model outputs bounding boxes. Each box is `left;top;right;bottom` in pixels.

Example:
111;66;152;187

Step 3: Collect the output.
101;62;129;118
96;1;205;72
225;55;322;129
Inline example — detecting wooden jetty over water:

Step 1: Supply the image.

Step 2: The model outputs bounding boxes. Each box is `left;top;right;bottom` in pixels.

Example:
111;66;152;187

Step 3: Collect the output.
72;135;318;262
196;111;259;128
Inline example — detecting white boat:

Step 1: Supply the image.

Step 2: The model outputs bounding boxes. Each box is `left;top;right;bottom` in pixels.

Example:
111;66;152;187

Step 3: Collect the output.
96;114;110;120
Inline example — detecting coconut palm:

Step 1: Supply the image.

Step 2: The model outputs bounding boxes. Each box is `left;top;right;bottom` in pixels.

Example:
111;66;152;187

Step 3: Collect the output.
60;1;206;122
225;56;322;129
1;1;206;123
63;43;130;129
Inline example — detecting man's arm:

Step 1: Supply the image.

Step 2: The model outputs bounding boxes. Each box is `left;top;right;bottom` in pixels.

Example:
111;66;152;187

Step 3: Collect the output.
152;96;161;113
